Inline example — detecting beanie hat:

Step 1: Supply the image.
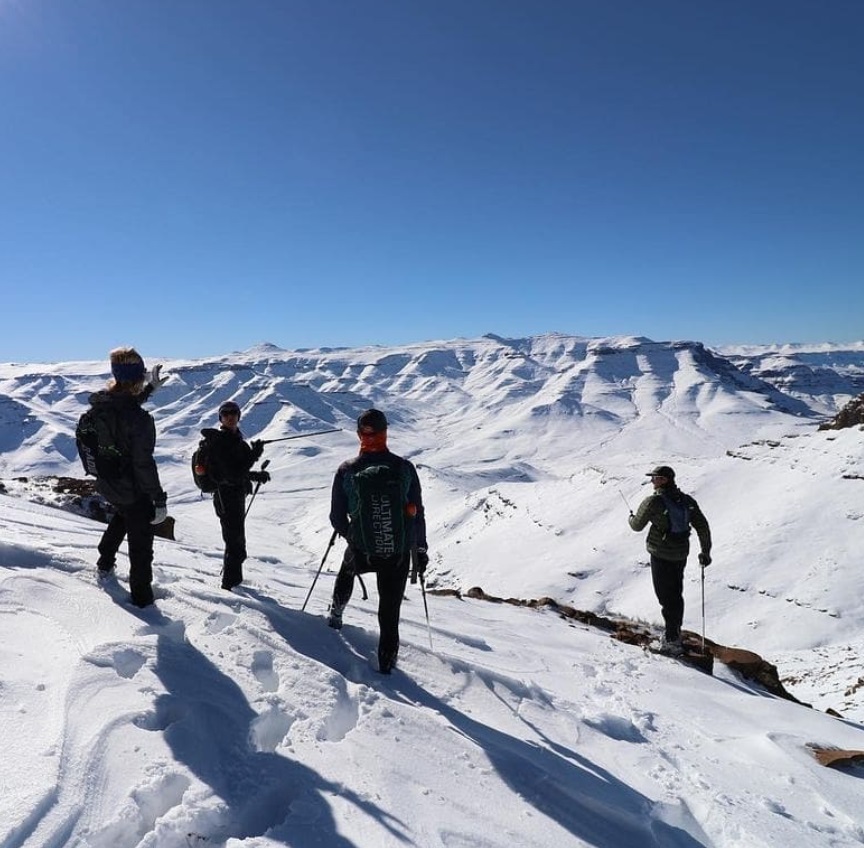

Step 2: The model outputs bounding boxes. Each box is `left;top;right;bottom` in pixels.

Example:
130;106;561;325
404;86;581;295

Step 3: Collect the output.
219;400;242;419
646;465;675;480
109;347;146;384
357;408;388;433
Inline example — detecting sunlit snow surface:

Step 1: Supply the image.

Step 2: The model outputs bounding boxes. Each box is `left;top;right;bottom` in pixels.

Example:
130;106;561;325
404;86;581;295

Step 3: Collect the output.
2;335;863;846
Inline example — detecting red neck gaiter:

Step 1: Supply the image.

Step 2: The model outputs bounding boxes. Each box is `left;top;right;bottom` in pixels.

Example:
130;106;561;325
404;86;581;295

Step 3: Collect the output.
359;432;388;453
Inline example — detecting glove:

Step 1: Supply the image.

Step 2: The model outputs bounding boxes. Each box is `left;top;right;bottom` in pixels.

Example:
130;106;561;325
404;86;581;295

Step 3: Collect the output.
250;440;264;461
249;470;270;484
416;548;429;574
151;505;168;525
698;552;712;567
147;364;168;391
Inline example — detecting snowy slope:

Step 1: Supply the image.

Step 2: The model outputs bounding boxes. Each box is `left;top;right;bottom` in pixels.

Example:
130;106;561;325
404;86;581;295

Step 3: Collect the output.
2;333;864;845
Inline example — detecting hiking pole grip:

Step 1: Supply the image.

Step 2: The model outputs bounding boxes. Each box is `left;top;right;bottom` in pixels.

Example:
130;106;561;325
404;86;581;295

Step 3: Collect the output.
410;544;419;585
245;459;271;518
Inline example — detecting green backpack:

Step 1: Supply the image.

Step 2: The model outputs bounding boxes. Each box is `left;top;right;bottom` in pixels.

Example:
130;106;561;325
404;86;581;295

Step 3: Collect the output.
348;461;411;562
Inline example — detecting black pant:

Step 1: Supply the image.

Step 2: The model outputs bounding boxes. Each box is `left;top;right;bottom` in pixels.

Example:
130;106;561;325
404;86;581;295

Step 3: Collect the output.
214;485;248;588
650;555;687;641
332;547;410;663
98;498;155;607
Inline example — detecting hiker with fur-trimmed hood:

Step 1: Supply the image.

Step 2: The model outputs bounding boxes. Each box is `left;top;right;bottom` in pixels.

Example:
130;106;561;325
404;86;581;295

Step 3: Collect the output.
628;465;712;654
327;408;428;674
92;346;168;608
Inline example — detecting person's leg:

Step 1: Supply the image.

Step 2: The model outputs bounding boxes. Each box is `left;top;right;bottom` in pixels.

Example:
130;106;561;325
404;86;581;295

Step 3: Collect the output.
375;553;410;672
126;499;155;607
328;548;359;628
216;488;247;589
650;555;686;642
97;510;127;572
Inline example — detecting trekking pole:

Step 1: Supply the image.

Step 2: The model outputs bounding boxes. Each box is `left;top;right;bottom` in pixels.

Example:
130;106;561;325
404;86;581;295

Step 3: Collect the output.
301;529;338;612
410;544;434;650
260;428;341;445
245;459;270;518
701;563;706;653
419;573;433;651
618;489;634;516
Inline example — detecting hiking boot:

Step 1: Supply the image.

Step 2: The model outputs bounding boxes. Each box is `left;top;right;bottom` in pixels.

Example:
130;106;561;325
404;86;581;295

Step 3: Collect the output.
378;649;398;674
97;566;115;580
660;637;684;656
327;604;344;630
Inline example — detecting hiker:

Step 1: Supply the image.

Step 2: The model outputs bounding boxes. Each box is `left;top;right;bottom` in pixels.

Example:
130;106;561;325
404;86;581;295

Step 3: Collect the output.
628;465;712;655
327;408;428;674
202;400;269;590
91;346;168;608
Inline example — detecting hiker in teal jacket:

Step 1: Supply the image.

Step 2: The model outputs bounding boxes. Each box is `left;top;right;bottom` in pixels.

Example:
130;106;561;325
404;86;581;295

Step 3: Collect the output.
629;465;711;654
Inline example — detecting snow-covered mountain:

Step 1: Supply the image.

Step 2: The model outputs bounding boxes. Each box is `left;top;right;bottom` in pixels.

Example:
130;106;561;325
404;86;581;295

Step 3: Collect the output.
2;333;864;846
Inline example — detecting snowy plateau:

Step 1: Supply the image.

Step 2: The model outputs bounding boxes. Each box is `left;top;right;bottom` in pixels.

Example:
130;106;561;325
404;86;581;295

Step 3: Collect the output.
2;333;864;847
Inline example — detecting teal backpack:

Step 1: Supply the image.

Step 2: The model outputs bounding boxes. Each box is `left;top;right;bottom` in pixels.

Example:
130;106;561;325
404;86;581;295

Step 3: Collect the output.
348;462;411;562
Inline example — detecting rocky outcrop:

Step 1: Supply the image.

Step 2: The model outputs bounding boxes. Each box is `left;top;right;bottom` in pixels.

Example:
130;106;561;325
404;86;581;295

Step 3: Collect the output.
818;393;864;430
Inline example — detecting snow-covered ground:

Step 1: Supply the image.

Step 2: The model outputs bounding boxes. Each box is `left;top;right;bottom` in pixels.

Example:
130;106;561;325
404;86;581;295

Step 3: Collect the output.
2;334;864;846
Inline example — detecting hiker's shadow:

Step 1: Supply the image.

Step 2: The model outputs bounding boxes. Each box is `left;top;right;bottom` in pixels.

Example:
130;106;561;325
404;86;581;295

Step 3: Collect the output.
146;621;406;846
246;591;706;848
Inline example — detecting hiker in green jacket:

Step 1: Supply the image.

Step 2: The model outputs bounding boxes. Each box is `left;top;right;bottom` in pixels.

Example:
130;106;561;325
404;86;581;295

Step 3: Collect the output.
628;465;712;655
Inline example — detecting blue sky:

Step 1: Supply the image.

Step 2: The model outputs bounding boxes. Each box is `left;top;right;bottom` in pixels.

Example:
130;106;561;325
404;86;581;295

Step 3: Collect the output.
1;1;862;363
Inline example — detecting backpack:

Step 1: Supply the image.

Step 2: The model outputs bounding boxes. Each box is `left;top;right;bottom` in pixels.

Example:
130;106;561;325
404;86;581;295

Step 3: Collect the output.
75;406;129;479
659;492;691;539
191;432;218;493
348;461;411;561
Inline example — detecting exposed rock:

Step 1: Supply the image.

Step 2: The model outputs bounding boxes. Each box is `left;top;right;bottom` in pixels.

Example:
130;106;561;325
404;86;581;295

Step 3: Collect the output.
818;393;864;430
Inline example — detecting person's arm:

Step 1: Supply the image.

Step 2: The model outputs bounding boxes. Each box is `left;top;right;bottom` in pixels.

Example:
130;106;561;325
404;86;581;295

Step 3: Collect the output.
628;495;656;531
129;411;166;505
407;462;427;549
689;497;712;558
329;467;350;538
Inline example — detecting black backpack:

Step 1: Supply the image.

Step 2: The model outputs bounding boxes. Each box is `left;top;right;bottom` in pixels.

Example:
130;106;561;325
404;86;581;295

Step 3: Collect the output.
191;431;218;493
75;406;129;479
347;461;411;561
659;492;691;539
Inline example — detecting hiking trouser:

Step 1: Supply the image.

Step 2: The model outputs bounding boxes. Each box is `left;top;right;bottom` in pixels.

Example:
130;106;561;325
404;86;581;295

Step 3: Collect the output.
214;485;248;588
650;555;687;641
332;547;411;663
98;497;155;607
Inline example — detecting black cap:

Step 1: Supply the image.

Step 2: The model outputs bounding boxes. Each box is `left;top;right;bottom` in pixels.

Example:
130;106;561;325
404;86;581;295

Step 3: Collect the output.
357;408;388;433
646;465;675;480
219;400;242;418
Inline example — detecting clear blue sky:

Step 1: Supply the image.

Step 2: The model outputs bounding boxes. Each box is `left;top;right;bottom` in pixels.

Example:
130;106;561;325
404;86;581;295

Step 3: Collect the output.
2;1;862;363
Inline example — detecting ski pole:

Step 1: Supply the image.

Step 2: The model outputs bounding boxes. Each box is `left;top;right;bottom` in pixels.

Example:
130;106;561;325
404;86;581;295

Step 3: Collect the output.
419;572;433;651
260;428;341;445
618;489;634;516
245;459;270;518
409;542;433;649
302;529;338;612
701;563;706;652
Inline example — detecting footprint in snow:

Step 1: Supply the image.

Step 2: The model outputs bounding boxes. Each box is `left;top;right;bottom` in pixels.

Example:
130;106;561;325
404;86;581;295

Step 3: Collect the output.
252;650;279;692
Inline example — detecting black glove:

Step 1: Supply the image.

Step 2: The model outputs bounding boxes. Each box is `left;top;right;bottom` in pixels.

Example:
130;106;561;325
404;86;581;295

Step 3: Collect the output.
698;552;712;567
250;440;264;461
416;548;429;574
249;470;270;484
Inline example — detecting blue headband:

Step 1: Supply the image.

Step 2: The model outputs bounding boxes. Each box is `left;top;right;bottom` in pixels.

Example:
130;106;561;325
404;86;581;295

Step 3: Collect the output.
111;361;146;382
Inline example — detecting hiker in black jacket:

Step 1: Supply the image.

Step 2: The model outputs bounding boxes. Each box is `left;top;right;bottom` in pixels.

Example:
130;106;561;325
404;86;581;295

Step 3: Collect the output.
93;347;168;608
628;465;712;655
203;400;269;590
327;408;428;674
